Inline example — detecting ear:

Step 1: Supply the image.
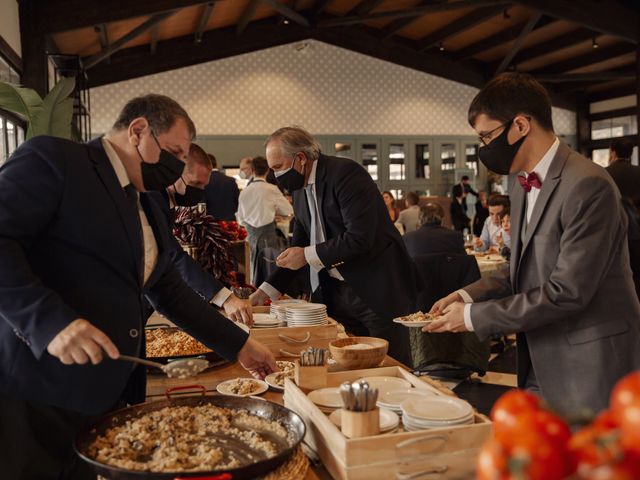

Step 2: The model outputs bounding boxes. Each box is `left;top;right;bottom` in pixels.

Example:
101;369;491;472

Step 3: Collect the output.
128;117;149;146
513;115;531;137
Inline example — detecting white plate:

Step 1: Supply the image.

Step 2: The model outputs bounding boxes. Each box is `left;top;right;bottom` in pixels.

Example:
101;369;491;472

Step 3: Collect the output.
401;396;473;422
253;313;280;324
329;408;399;432
359;376;412;396
392;318;433;328
308;387;342;408
378;388;435;409
265;372;293;391
216;378;268;397
285;303;326;310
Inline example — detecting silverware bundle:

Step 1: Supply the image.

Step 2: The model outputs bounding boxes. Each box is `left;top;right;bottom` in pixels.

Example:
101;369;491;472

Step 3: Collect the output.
340;380;379;412
299;347;327;366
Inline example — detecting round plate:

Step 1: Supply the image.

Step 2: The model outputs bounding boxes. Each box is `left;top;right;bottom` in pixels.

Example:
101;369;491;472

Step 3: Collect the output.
307;387;342;408
400;396;473;422
216;378;268;397
377;388;435;409
359;376;412;396
253;313;280;324
329;408;399;432
265;372;290;391
392;318;433;328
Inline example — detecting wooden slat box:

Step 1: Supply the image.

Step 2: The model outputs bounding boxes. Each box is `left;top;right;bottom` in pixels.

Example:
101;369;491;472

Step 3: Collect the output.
284;366;491;480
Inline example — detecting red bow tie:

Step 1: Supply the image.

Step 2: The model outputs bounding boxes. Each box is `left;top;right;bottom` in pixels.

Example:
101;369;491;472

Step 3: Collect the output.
518;172;542;192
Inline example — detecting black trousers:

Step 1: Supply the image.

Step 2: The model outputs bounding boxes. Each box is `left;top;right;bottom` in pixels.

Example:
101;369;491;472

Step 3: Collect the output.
0;395;99;480
321;278;412;367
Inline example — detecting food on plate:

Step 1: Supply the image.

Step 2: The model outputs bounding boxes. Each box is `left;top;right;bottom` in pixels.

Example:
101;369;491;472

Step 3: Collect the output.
226;378;264;396
145;328;211;358
394;311;438;323
276;361;295;375
271;371;293;388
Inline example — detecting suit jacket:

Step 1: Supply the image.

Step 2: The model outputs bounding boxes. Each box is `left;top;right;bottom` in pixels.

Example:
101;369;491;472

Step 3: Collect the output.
473;201;489;236
450;198;470;231
204;170;239;221
0;137;248;415
266;154;418;322
403;224;465;258
464;142;640;417
606;159;640;210
146;190;225;301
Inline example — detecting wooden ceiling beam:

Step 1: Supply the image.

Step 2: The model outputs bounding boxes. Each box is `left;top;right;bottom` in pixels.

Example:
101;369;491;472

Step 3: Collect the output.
311;0;333;18
587;83;636;102
195;2;216;44
150;25;159;54
536;70;636;83
260;0;310;27
416;5;506;52
346;0;386;17
317;0;510;28
512;0;639;44
379;0;448;42
531;43;636;74
507;28;594;66
237;0;261;35
94;24;110;63
494;12;542;75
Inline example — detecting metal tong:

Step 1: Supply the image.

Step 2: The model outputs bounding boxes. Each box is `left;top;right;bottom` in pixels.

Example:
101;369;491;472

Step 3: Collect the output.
340;380;379;412
299;346;327;366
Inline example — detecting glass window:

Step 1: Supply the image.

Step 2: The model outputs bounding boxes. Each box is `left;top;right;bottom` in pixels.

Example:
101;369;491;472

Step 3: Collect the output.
0;119;5;165
6;121;16;158
465;144;478;176
361;143;378;180
389;144;406;180
440;143;456;171
335;142;353;159
592;148;610;167
415;144;430;179
389;189;404;201
633;146;639;166
16;125;24;146
591;116;638;140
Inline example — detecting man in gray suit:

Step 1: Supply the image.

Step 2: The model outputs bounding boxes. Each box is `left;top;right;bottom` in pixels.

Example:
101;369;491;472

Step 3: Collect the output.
424;73;640;418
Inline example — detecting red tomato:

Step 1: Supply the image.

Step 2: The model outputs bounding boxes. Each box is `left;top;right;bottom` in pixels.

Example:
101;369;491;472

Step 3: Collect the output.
508;433;568;480
579;462;637;480
616;401;640;454
569;424;622;473
476;439;508;480
494;409;571;452
490;389;540;425
611;372;640;414
593;410;618;430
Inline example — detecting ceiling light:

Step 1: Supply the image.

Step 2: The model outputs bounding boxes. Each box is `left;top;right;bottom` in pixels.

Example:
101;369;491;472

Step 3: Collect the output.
283;19;290;25
592;37;599;49
439;42;445;52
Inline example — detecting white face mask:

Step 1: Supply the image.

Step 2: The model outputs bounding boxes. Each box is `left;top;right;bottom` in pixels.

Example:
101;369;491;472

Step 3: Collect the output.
239;170;248;180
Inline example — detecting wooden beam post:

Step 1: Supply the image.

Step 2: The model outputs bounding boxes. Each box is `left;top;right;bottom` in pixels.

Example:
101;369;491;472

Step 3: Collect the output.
495;13;542;75
260;0;310;27
19;0;48;96
195;2;216;44
237;0;260;35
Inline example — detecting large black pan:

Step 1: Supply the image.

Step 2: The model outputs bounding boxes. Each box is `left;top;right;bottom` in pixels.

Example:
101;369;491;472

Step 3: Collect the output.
75;394;306;480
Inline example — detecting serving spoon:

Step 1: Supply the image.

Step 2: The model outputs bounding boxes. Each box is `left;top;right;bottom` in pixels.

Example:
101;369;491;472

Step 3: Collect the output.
118;354;210;378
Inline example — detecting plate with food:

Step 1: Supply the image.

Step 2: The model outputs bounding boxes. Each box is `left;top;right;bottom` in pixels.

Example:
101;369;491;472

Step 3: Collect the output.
216;378;268;397
393;311;438;328
265;371;294;391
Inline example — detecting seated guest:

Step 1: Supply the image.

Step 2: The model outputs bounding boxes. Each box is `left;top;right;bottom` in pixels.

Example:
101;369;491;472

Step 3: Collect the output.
498;208;511;261
404;203;465;257
473;191;489;236
382;190;400;222
398;191;421;234
474;194;510;252
450;185;470;232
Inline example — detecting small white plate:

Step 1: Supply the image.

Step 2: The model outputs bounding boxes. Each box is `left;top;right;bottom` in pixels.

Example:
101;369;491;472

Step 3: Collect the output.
401;396;473;422
329;408;399;432
253;313;280;325
377;388;435;409
216;378;268;397
265;372;291;391
393;318;434;328
308;387;342;408
359;376;412;396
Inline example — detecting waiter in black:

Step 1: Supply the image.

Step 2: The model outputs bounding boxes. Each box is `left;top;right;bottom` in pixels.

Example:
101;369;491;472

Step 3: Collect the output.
250;127;417;365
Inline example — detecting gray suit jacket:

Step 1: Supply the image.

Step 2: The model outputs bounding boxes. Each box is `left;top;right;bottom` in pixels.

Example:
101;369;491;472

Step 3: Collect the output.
464;141;640;417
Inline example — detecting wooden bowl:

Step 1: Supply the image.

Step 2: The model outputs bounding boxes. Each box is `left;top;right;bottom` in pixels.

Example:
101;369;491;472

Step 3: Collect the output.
329;337;388;370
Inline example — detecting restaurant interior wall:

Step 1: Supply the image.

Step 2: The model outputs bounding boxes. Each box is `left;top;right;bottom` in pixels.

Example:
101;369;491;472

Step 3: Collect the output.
0;0;21;57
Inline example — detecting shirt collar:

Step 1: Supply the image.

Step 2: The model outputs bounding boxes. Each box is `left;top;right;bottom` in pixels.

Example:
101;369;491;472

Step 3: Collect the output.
525;137;559;183
101;137;132;188
307;159;318;185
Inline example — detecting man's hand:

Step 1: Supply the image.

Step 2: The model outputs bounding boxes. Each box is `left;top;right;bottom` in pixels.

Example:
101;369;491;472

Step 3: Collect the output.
249;288;269;307
423;302;468;333
429;291;463;316
237;338;278;379
223;294;254;326
474;237;483;248
276;247;308;270
47;318;119;365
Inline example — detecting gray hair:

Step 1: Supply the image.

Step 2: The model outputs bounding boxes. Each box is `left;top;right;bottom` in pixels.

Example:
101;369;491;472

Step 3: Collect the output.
420;203;445;226
266;126;321;161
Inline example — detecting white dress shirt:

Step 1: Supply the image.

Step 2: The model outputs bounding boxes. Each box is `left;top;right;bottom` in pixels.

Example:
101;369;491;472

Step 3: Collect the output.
236;179;293;228
460;137;559;331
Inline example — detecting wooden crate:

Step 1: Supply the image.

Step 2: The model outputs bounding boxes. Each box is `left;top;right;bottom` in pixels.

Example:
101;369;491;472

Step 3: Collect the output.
284;366;491;480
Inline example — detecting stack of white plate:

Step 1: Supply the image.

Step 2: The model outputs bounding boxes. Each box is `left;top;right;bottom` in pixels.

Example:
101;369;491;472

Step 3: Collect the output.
270;299;307;322
377;388;435;415
285;303;327;327
400;396;474;431
329;408;400;434
307;387;342;413
251;313;282;329
359;376;412;397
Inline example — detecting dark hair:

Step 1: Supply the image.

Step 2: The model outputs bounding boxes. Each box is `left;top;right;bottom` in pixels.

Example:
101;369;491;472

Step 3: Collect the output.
498;206;511;219
187;144;212;171
207;153;217;169
611;138;634;159
453;184;464;198
420;203;445;226
468;72;554;132
112;94;196;138
251;156;269;176
405;191;419;206
382;190;395;200
461;175;470;181
488;194;510;209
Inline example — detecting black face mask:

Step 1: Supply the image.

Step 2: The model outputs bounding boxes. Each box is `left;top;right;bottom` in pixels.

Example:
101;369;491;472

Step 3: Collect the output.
174;177;205;207
478;120;527;175
274;157;305;194
137;133;185;191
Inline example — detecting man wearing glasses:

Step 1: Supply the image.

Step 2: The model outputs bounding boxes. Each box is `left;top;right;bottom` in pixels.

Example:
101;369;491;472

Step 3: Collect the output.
425;73;640;418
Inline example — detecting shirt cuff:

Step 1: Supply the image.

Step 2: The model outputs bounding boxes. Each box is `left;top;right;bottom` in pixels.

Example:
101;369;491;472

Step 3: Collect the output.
259;282;282;301
456;289;473;304
210;287;233;307
463;303;474;332
304;245;325;272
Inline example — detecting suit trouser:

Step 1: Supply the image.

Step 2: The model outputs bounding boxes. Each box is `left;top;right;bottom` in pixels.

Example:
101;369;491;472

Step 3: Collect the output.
0;395;98;480
322;278;412;367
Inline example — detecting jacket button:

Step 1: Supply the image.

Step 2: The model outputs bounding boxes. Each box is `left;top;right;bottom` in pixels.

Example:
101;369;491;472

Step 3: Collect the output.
129;328;139;338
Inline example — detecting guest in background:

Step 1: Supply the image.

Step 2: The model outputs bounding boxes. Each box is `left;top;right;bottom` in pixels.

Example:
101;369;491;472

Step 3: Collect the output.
450;186;470;232
204;153;239;221
382;190;400;223
452;175;478;215
474;194;510;252
238;156;253;181
404;203;465;257
398;191;421;234
473;190;489;236
498;208;511;261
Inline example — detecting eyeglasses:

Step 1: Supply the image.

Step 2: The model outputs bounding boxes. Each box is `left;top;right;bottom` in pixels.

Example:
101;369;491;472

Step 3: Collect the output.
477;119;513;147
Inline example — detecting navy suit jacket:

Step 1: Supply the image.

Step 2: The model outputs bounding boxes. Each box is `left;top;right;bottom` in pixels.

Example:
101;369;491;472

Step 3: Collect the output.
0;136;248;415
403;224;465;258
266;154;418;321
204;170;239;221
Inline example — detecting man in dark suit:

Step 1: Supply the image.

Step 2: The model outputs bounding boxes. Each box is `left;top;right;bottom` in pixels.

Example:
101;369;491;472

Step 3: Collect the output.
451;175;478;215
450;185;470;232
404;203;465;257
0;94;275;479
249;127;418;366
204;153;239;221
426;73;640;417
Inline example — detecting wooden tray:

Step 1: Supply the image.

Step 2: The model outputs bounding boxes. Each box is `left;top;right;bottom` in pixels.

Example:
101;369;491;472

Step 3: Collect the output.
284;366;491;480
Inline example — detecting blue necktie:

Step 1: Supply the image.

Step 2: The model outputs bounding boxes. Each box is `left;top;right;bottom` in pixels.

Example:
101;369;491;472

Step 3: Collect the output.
305;185;323;293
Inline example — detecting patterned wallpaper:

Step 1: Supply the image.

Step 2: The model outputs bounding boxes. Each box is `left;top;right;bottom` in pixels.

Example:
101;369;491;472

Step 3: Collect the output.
91;39;576;137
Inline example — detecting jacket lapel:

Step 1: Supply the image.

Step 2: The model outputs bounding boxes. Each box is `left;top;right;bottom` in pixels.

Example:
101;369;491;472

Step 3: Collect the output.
293;189;311;233
509;175;526;289
314;156;328;234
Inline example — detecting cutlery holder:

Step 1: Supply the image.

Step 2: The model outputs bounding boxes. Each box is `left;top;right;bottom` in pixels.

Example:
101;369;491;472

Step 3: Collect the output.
294;361;328;391
341;408;380;438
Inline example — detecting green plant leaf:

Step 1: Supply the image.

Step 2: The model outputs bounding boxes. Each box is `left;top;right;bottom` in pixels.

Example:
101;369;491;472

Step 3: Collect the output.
31;76;76;139
47;97;74;139
0;82;43;134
